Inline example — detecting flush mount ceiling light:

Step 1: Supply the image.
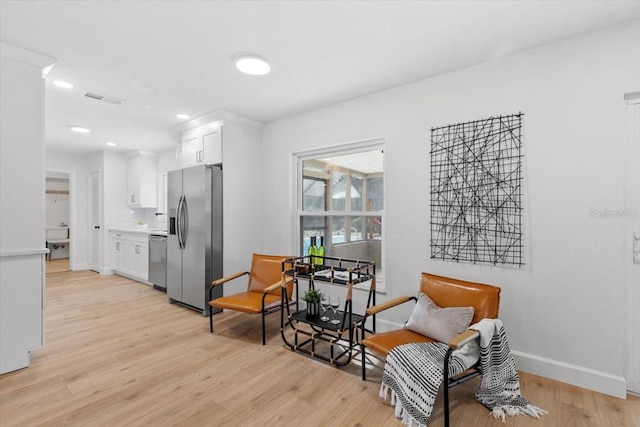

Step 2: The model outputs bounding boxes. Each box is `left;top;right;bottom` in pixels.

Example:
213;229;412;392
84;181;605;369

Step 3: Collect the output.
69;125;90;133
105;142;117;147
235;55;271;76
53;80;74;89
176;113;190;120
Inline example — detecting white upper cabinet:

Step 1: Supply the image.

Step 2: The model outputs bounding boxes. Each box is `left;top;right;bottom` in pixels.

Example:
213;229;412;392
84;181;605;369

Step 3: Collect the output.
127;151;158;208
202;129;222;164
182;135;200;168
181;123;222;168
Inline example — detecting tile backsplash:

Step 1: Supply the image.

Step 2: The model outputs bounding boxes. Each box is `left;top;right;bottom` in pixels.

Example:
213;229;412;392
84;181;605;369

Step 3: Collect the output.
109;208;167;230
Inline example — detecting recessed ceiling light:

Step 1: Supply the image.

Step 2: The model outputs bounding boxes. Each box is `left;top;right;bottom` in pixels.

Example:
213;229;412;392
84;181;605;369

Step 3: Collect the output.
53;80;74;89
105;142;117;147
69;126;90;133
176;113;190;120
235;56;271;76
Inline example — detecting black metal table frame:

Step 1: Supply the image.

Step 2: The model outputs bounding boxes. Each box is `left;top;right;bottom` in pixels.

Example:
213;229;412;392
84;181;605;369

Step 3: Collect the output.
280;255;376;367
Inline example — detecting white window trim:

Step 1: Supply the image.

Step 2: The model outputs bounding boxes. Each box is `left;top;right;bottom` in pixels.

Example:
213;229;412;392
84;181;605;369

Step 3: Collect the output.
292;137;386;291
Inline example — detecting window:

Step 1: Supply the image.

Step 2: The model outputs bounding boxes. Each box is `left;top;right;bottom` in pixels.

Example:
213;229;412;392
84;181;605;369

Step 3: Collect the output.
296;141;384;286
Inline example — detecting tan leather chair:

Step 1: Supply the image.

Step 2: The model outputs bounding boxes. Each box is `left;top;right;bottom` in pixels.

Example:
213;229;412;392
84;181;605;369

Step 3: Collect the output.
361;272;500;426
208;254;296;345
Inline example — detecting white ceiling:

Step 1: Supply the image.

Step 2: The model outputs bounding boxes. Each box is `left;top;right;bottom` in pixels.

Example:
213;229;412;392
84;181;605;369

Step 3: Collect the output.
1;1;639;156
319;150;384;175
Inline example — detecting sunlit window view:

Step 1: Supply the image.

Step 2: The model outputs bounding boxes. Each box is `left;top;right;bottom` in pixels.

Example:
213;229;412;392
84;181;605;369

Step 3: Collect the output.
300;149;383;275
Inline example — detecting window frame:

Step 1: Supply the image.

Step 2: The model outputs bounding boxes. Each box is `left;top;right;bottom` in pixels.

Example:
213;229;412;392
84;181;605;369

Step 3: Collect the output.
293;137;385;289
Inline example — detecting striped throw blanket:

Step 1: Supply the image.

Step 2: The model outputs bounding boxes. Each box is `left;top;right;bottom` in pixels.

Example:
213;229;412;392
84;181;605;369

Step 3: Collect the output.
380;318;546;426
470;318;547;421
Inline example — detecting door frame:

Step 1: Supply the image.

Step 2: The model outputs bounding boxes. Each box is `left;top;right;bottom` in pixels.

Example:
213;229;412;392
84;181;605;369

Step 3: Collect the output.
624;93;640;394
45;168;76;270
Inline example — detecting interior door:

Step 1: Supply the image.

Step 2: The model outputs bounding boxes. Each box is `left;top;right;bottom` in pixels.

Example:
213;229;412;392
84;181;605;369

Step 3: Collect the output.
89;171;101;272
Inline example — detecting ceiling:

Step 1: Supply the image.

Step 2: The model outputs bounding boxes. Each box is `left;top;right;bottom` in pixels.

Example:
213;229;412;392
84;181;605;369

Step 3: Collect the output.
1;1;639;156
319;150;384;175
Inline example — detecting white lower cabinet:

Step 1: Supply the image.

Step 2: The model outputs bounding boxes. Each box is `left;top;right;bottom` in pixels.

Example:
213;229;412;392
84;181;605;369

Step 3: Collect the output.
131;242;148;279
110;231;149;282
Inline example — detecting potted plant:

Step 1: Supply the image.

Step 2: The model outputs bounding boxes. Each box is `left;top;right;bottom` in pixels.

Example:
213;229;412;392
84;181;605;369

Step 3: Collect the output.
303;288;323;319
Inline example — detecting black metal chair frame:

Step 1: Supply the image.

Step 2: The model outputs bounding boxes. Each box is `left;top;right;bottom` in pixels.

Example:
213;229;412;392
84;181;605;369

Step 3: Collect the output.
443;347;482;427
360;298;483;427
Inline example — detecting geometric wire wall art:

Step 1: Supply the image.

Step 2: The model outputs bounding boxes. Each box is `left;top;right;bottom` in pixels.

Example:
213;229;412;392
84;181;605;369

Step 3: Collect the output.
430;113;524;267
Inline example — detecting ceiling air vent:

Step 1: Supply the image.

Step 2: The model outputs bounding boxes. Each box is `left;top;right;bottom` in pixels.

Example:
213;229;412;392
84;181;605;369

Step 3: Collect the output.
83;91;124;105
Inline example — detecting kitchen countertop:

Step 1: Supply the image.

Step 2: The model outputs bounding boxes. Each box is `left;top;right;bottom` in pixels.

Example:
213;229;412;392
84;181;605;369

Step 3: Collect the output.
110;228;167;236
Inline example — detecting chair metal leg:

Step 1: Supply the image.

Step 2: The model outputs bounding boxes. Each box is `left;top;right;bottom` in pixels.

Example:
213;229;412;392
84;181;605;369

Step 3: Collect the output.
444;383;450;427
444;347;453;427
209;308;213;333
262;311;266;345
361;318;368;380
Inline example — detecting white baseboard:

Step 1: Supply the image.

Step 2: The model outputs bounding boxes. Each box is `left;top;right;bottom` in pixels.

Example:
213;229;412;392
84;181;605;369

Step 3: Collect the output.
68;265;115;276
369;319;627;399
511;351;627;399
370;318;401;332
113;271;152;286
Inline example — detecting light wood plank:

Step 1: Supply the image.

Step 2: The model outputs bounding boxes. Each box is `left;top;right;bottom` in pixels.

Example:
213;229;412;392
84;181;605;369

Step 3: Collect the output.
0;270;638;426
45;258;69;273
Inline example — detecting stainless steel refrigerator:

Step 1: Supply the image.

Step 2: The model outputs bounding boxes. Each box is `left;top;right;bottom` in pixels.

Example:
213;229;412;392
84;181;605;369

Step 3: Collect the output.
167;164;223;315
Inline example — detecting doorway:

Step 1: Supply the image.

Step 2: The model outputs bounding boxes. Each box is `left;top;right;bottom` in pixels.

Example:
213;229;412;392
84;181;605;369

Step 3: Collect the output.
45;170;74;273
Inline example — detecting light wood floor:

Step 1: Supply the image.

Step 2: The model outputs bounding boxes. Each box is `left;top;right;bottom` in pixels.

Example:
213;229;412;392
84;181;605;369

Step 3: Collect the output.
45;258;70;274
1;271;638;426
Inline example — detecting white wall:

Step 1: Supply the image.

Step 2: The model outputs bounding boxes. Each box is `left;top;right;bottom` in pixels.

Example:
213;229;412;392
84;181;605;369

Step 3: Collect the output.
261;21;640;397
1;52;47;252
221;119;264;294
158;147;179;174
0;43;54;374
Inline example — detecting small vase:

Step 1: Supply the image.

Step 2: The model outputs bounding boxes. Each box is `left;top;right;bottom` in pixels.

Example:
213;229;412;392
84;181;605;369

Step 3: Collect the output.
306;302;320;319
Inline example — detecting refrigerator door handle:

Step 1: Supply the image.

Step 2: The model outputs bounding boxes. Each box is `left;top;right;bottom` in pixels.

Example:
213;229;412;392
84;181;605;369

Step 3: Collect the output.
181;196;189;246
176;195;184;249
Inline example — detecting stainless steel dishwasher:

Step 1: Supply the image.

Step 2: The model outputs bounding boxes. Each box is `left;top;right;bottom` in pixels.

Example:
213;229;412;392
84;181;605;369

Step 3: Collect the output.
149;234;167;291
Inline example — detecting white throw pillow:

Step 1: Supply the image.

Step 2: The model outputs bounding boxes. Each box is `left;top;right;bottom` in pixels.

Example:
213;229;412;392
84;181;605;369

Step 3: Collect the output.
404;293;474;343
